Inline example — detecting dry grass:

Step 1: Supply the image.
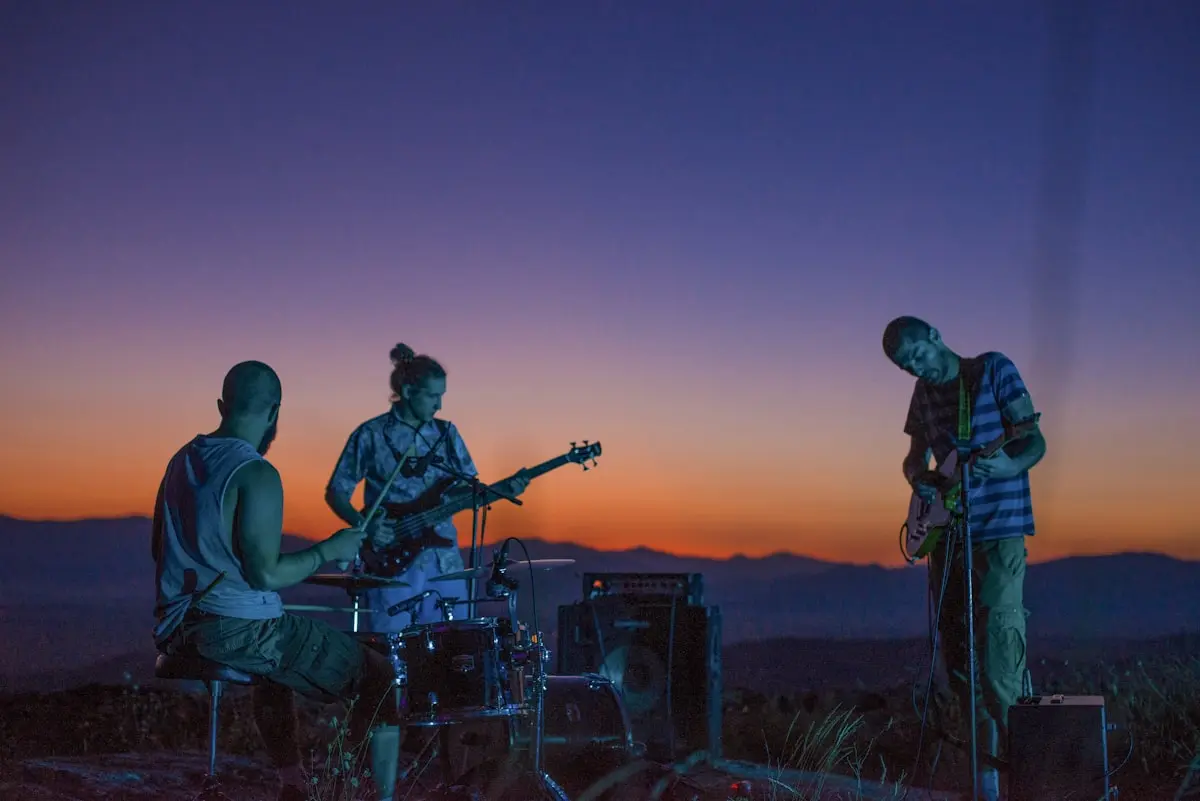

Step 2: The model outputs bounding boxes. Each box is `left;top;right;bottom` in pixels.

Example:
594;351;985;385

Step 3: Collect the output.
720;636;1200;799
2;641;1198;801
303;701;373;801
758;705;906;800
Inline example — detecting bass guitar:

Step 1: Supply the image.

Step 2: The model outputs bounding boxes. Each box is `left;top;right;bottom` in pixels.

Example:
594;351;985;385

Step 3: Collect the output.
358;440;601;577
900;420;1037;563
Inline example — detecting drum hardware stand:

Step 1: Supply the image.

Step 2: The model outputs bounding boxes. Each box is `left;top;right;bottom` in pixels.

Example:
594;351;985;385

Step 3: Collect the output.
479;558;567;801
348;588;365;633
426;454;522;619
345;452;410;632
437;596;459;621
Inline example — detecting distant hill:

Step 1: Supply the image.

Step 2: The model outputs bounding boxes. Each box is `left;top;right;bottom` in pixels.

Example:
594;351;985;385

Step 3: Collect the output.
1;515;1198;688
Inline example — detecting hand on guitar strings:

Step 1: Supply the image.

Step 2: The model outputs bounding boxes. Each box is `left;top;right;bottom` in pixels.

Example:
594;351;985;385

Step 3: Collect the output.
913;470;958;502
364;512;397;549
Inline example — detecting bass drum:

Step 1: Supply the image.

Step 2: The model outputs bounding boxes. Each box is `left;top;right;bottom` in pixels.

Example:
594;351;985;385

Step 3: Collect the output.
455;674;636;800
536;673;634;757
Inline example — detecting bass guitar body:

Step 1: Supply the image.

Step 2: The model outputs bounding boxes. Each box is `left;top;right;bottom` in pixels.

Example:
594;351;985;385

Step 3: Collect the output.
357;476;461;578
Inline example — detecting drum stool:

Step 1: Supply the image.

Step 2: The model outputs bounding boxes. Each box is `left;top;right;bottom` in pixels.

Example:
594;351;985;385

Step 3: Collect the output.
154;651;260;801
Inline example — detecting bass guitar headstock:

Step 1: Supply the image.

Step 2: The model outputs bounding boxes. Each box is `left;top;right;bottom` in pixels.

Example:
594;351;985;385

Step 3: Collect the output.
567;440;602;471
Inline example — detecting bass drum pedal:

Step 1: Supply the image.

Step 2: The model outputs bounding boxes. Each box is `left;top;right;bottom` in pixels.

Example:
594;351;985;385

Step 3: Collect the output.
451;673;636;800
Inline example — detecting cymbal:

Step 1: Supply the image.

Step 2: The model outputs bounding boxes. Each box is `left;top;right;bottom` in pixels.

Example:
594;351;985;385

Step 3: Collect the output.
429;559;576;583
283;604;379;614
303;573;412;591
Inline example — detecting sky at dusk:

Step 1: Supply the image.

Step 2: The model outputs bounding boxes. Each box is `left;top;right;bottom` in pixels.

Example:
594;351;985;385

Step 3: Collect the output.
1;2;1197;564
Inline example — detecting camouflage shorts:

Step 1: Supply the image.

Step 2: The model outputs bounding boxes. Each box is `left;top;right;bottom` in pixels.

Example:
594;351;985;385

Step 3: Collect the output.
166;609;400;724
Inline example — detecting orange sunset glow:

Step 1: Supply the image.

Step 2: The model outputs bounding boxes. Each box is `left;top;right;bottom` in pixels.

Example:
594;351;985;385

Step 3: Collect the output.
2;337;1196;565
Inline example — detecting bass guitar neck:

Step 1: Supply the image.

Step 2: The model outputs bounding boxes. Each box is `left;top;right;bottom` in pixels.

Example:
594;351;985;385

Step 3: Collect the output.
358;440;602;578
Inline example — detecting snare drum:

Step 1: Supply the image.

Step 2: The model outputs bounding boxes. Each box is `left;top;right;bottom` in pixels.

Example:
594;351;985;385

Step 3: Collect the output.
396;617;529;725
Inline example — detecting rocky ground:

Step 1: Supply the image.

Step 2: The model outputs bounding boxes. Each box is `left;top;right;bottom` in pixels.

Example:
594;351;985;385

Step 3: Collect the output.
4;635;1197;801
0;750;932;801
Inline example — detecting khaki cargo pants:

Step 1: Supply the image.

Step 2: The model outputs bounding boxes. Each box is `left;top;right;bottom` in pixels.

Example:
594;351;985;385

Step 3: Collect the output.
928;535;1029;764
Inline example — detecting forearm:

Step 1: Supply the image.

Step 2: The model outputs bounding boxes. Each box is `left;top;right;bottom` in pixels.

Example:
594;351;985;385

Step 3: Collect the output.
326;489;364;528
255;542;329;592
903;452;930;486
1007;431;1047;473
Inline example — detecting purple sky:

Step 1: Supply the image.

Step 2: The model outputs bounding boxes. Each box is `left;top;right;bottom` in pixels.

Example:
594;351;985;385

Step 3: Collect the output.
1;2;1197;562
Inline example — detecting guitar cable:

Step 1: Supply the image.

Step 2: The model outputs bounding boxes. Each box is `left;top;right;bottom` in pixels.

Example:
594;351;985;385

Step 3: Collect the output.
900;522;958;800
503;536;542;696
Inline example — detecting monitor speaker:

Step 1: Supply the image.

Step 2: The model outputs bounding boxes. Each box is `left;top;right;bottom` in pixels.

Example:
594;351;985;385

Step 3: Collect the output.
556;597;722;761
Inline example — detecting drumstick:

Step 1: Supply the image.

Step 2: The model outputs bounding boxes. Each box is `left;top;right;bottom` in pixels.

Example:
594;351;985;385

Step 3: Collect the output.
359;446;411;529
337;449;413;571
192;571;227;605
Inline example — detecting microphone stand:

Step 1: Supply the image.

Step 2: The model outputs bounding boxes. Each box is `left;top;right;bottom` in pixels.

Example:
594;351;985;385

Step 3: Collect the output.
955;437;981;801
425;456;522;619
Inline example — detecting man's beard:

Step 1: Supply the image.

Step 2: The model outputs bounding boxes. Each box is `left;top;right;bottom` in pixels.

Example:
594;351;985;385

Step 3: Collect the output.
257;420;278;455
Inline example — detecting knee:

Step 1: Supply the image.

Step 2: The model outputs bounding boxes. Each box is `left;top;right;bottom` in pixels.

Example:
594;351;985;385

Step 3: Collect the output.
985;605;1028;680
362;651;395;692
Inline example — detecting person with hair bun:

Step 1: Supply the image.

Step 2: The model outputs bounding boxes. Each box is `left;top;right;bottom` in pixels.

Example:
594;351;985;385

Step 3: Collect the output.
324;343;531;793
326;343;531;632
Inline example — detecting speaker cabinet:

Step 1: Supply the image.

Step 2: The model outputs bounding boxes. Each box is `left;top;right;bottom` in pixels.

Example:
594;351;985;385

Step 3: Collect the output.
1009;694;1111;801
556;598;722;762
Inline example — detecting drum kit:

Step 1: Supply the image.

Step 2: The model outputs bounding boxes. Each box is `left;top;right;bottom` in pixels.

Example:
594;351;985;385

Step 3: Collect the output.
287;550;637;800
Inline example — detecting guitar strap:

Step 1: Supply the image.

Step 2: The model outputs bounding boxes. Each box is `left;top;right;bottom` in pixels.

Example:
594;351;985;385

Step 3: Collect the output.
957;365;972;444
956;356;984;444
950;357;985;526
434;419;461;473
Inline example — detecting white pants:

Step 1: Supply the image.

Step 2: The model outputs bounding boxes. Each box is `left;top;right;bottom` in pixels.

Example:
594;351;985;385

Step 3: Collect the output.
361;549;470;634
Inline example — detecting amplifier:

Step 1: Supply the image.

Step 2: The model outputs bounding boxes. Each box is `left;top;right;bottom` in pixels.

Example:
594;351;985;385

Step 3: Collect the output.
582;572;704;605
1009;694;1111;801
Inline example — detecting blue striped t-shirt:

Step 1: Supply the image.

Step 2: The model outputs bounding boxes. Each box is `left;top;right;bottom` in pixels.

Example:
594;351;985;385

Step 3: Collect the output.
904;352;1036;541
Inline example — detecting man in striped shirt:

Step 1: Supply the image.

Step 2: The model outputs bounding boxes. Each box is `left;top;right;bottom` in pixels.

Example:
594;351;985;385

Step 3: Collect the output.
883;316;1047;801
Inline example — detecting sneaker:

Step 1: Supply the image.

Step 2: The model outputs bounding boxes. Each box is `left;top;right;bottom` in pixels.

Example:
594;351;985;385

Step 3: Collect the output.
979;769;1001;801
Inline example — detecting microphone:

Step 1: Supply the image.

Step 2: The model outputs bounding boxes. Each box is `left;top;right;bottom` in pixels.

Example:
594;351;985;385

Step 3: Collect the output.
487;540;518;594
386;589;435;617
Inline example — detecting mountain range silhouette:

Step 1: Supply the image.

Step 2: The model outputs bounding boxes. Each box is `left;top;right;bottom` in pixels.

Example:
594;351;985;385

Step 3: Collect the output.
2;515;1197;692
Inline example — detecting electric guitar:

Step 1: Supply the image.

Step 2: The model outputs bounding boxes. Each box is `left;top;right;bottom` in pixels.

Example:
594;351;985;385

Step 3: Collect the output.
901;421;1037;563
357;440;601;577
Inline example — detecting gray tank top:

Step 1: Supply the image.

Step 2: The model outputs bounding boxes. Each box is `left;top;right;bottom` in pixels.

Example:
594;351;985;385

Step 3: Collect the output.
153;434;284;644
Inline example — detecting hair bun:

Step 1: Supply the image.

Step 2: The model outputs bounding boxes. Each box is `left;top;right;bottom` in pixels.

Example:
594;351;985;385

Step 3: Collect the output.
390;343;416;365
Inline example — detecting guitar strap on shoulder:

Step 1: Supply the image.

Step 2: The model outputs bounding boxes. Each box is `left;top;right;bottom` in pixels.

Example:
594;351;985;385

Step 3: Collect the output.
957;368;972;444
434;419;460;472
956;356;983;444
